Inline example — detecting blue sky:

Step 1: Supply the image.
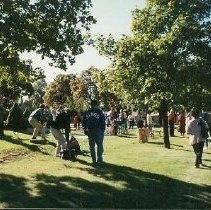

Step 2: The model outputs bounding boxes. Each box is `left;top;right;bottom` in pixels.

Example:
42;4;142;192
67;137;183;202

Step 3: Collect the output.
21;0;146;83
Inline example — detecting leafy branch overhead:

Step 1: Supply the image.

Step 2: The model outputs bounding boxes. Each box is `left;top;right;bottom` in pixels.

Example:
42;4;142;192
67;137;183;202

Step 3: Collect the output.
0;0;96;70
94;0;211;149
95;0;211;110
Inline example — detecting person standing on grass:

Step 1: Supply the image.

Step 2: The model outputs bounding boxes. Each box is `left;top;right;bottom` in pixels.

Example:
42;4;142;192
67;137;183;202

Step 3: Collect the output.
177;110;186;136
186;107;205;168
83;99;106;165
200;109;210;149
28;104;46;140
168;109;175;137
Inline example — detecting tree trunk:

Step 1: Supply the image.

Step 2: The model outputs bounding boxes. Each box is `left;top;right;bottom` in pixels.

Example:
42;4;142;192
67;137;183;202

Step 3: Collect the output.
163;115;170;149
158;109;162;126
160;99;170;149
0;105;5;138
0;121;4;138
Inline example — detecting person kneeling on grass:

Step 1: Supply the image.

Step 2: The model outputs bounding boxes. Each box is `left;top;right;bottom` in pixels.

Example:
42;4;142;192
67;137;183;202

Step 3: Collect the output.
47;109;77;157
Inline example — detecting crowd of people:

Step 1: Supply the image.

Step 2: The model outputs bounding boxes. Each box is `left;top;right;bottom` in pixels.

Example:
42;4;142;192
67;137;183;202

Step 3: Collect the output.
26;101;210;168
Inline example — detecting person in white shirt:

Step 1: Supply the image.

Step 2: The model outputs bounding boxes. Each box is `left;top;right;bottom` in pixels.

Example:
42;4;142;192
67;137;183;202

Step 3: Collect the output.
186;107;205;168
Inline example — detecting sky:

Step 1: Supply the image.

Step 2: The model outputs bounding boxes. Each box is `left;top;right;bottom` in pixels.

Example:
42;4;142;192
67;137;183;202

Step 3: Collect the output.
20;0;146;83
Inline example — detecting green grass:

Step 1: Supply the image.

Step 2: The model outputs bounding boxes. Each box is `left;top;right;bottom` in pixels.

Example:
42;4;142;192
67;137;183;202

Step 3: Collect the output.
0;128;210;208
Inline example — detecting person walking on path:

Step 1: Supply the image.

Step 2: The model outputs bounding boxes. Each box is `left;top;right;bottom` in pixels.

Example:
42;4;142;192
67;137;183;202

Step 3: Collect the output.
28;104;46;140
83;99;106;165
186;107;205;168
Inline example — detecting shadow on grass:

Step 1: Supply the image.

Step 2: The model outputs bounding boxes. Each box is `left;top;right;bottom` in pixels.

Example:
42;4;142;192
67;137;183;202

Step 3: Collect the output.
2;134;51;155
0;162;210;209
147;141;163;145
204;159;211;162
79;149;90;157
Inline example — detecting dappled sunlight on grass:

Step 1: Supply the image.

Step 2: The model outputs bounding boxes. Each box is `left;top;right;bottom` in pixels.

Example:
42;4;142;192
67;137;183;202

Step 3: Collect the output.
0;129;210;208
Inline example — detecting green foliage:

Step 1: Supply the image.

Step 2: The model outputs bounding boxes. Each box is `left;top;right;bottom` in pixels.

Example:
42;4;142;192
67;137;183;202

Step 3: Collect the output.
96;0;211;110
43;67;118;111
5;102;29;130
95;0;211;148
91;69;121;109
0;0;96;70
30;78;47;108
44;74;74;106
80;67;100;100
94;34;117;58
0;63;46;101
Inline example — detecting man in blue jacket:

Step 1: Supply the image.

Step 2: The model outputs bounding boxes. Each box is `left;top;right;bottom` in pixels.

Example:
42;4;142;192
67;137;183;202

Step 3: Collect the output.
83;99;106;165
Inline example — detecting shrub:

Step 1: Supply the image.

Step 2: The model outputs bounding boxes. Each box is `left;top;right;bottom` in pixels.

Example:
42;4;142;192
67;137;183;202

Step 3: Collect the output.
6;102;29;130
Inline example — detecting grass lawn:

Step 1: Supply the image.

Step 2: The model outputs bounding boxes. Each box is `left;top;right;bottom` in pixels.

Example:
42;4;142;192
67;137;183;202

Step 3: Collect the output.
0;128;210;209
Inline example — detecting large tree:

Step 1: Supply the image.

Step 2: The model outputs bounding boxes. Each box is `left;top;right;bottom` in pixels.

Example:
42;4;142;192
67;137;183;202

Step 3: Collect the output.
91;68;121;110
44;74;74;106
96;0;211;148
0;61;44;101
0;0;96;70
43;73;89;110
80;67;100;100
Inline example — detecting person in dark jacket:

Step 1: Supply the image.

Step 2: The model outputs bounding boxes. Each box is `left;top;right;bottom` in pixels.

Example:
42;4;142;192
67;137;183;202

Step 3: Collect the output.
83;99;106;165
47;109;77;156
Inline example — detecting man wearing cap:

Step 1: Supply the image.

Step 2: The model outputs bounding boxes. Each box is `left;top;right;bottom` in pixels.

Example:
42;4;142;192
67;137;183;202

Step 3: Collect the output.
83;99;106;165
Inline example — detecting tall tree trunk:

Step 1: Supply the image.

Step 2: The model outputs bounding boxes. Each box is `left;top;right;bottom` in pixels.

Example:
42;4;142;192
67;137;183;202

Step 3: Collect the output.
160;99;170;149
0;105;4;138
158;109;162;126
0;122;4;138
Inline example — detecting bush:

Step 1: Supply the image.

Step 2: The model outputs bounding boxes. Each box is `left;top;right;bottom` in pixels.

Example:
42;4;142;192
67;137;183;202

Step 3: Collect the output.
5;103;29;130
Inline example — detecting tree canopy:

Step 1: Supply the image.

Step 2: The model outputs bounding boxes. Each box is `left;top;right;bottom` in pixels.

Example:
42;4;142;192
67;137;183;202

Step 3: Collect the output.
0;0;96;70
96;0;211;148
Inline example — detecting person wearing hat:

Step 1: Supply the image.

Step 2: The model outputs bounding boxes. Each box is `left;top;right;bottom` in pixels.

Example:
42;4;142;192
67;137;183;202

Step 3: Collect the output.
83;99;106;165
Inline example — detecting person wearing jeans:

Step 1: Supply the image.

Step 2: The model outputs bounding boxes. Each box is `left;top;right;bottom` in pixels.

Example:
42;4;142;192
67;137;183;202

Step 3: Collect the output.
87;128;105;163
187;107;205;168
83;99;106;165
192;141;204;167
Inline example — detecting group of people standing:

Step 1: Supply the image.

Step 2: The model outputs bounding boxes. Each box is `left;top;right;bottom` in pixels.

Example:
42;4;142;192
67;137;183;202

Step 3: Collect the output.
28;102;210;168
28;100;106;166
168;107;210;168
